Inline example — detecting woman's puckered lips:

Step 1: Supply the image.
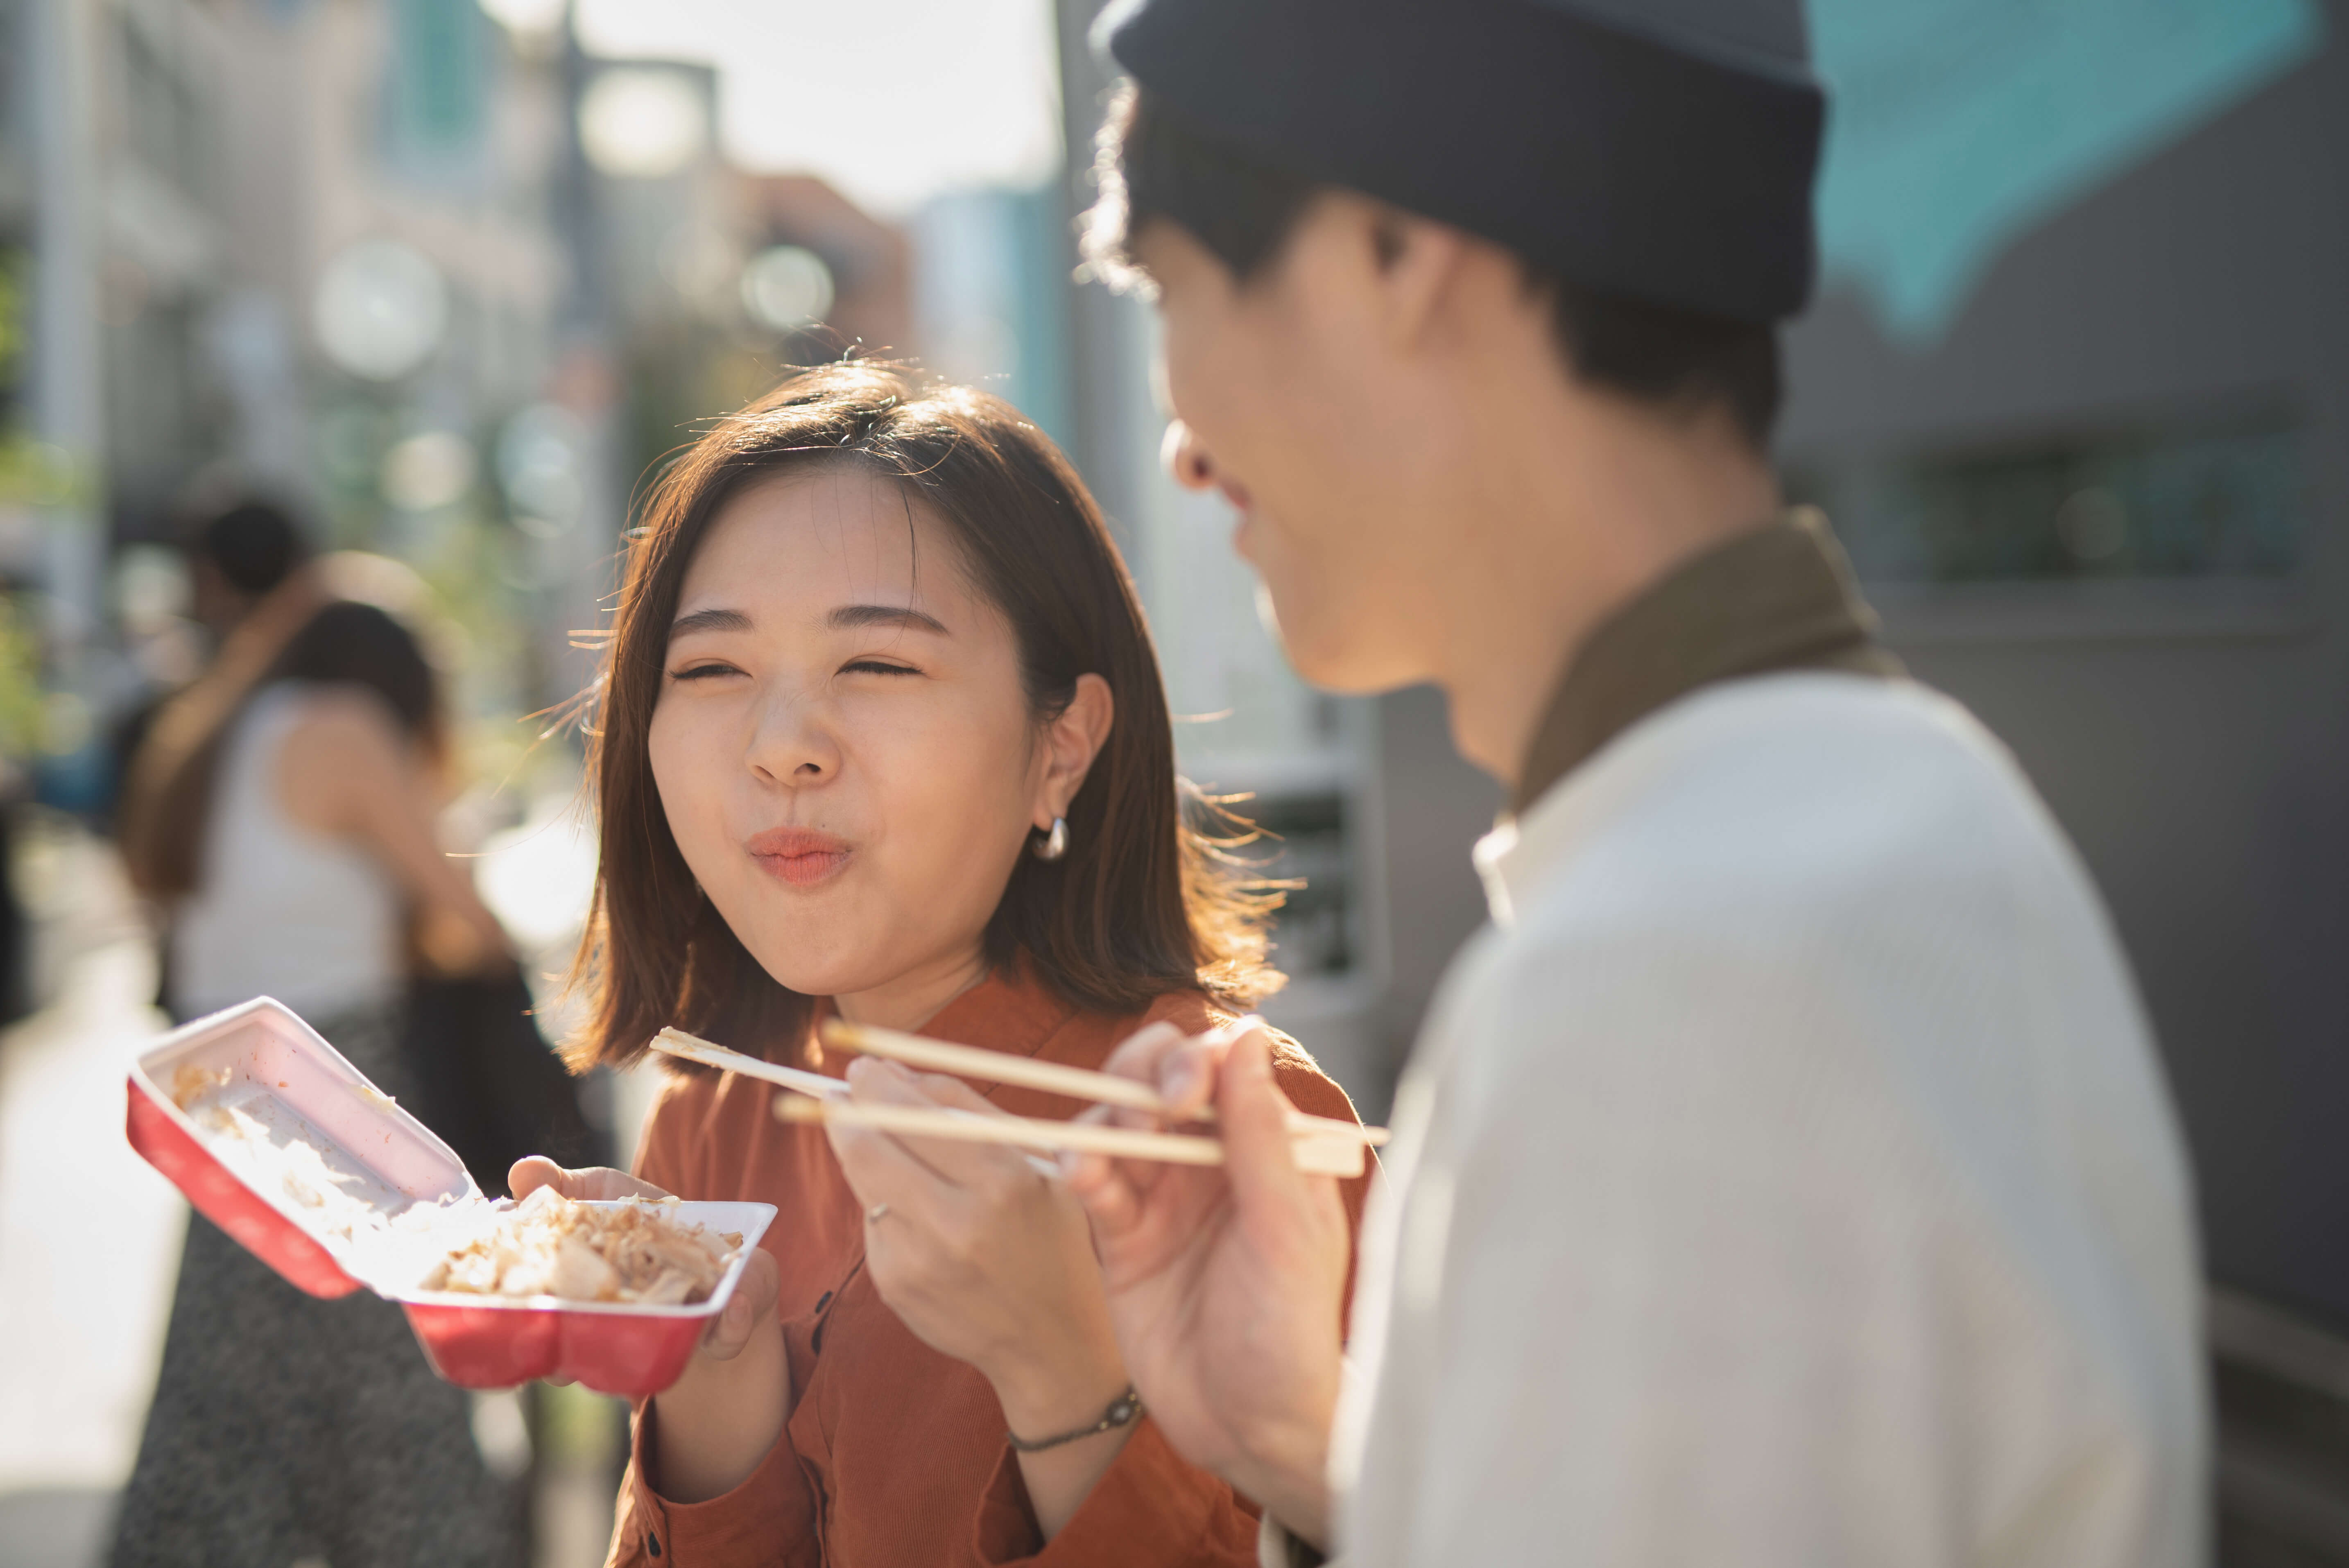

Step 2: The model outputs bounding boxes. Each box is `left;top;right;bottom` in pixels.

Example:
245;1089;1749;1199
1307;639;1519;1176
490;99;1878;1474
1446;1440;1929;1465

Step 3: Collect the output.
747;826;853;887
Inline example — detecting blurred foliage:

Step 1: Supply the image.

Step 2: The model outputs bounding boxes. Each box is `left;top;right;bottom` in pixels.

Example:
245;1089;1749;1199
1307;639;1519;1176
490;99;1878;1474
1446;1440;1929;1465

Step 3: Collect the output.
0;247;22;400
0;247;95;512
0;594;52;762
0;436;91;509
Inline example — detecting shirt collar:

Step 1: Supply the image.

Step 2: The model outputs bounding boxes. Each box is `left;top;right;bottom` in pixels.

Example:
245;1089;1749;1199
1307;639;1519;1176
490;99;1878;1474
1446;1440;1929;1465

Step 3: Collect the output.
914;959;1079;1063
1478;507;1897;925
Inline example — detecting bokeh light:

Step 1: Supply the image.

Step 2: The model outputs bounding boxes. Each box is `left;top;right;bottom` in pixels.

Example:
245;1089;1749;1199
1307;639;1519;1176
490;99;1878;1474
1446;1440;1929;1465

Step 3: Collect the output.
380;431;479;513
312;240;448;382
739;245;836;331
579;68;708;180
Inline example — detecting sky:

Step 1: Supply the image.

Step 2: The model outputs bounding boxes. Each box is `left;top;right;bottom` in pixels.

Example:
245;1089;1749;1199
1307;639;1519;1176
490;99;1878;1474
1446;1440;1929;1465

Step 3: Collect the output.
567;0;1066;217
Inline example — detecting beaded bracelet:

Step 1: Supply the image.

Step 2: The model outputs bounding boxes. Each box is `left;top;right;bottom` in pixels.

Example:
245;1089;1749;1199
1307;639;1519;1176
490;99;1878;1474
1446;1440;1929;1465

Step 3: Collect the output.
1006;1385;1144;1453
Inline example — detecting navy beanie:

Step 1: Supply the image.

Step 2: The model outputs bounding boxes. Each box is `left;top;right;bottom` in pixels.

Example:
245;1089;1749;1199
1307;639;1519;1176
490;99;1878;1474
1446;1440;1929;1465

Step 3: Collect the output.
1098;0;1825;324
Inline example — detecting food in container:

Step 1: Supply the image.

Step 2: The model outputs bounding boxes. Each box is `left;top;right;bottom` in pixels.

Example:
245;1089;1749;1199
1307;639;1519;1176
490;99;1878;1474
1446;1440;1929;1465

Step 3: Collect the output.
421;1187;742;1306
127;997;776;1398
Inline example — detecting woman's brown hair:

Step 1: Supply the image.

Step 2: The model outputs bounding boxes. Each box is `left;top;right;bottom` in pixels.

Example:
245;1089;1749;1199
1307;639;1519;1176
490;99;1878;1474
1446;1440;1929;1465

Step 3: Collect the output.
567;362;1280;1070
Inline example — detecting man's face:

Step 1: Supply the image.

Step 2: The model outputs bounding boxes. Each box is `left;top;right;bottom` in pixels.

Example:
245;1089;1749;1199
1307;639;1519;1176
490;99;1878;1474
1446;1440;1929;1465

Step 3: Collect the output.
1135;209;1445;695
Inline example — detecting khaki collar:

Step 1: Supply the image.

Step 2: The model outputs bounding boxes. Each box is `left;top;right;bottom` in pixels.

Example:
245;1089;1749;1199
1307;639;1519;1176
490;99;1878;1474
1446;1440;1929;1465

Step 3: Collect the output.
1511;507;1899;815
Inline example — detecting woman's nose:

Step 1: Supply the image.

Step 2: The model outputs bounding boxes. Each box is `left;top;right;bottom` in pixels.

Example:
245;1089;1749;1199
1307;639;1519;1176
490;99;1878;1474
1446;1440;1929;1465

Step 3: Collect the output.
746;689;841;786
1162;421;1217;493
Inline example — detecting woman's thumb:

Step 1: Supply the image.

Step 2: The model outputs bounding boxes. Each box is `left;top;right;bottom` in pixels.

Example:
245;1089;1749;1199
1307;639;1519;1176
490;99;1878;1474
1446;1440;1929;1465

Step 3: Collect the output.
506;1156;568;1200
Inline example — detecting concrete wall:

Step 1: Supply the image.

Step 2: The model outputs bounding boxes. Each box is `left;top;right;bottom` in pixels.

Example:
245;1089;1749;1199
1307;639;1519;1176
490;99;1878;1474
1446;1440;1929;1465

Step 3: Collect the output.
1780;10;2349;1325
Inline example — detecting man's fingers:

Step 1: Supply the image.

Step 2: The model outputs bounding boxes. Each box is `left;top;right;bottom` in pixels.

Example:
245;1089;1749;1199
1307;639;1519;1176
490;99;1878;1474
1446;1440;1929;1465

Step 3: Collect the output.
1061;1148;1143;1239
699;1249;779;1361
1097;1020;1225;1116
507;1158;671;1204
1096;1019;1185;1082
1157;1034;1231;1120
1214;1027;1312;1215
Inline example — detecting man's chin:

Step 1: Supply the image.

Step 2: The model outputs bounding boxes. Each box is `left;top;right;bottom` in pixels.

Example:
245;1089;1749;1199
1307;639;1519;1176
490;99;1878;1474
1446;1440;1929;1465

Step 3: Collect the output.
1246;574;1411;692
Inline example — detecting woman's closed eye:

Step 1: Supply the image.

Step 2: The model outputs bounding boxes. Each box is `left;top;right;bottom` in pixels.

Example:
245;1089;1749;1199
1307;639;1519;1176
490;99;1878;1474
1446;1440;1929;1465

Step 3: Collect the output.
667;660;745;682
841;658;922;678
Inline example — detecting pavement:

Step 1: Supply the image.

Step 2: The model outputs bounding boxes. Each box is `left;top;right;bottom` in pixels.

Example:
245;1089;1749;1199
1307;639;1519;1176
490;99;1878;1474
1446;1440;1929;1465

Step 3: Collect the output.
0;817;183;1568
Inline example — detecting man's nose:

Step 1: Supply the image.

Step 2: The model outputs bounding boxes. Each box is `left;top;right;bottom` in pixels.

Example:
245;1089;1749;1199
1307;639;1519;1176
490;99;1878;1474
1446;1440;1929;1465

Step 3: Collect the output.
1162;421;1217;493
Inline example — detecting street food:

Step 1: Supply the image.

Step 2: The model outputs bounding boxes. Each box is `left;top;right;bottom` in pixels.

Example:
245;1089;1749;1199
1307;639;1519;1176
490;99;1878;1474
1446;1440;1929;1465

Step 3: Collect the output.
171;1064;750;1307
421;1187;745;1305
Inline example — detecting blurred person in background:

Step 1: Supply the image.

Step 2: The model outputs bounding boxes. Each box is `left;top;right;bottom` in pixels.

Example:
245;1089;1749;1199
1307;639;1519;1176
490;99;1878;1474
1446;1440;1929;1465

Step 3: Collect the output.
111;588;519;1566
1059;2;2206;1566
185;496;314;643
109;498;321;833
514;364;1369;1567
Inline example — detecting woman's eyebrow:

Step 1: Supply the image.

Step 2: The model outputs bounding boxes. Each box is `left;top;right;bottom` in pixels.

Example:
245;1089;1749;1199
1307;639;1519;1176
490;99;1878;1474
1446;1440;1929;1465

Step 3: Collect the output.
828;604;949;635
669;607;753;640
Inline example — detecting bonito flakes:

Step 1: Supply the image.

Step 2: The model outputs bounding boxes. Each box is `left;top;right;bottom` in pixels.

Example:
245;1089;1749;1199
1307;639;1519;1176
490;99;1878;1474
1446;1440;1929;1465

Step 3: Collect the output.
423;1188;746;1306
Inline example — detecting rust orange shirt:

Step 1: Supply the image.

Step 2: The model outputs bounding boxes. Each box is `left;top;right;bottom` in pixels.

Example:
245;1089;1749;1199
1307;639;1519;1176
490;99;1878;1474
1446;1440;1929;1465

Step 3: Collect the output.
607;969;1370;1567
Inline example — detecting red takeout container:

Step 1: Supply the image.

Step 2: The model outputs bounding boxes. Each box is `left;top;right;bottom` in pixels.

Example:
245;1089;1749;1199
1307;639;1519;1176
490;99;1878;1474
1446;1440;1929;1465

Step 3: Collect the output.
127;997;774;1398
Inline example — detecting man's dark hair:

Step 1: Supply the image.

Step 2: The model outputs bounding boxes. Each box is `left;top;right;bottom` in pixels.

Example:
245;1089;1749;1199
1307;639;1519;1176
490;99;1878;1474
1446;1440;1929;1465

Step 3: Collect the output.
1088;86;1785;451
189;498;311;595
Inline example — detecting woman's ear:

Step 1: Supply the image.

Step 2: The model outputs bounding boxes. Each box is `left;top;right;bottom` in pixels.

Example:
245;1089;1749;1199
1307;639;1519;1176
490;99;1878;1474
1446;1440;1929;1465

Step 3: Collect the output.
1036;674;1115;826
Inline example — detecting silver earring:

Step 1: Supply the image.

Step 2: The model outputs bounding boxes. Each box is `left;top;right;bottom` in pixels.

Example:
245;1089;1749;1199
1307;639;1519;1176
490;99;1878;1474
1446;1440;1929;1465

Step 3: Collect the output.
1032;816;1068;862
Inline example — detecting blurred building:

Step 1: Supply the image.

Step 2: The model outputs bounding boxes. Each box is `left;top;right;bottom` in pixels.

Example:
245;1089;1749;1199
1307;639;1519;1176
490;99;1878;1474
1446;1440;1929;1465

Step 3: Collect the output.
748;174;912;361
912;184;1072;450
3;0;236;806
2;0;597;808
1781;7;2348;1561
574;58;920;533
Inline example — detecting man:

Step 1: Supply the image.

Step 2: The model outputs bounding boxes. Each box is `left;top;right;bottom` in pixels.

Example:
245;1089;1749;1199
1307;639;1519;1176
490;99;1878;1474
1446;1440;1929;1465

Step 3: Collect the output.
1060;1;2208;1563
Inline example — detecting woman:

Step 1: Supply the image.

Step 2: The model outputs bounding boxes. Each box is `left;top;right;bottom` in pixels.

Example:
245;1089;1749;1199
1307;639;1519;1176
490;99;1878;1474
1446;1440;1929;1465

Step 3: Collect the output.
523;364;1368;1566
113;584;519;1568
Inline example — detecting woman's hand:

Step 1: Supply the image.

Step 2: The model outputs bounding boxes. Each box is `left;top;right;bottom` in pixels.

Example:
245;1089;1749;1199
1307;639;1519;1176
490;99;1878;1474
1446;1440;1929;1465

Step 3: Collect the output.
821;1058;1133;1537
508;1158;788;1502
1059;1023;1350;1550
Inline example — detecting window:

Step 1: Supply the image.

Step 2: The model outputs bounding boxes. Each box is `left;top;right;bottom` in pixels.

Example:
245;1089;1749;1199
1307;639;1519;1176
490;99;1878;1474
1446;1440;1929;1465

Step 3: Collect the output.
1788;407;2306;585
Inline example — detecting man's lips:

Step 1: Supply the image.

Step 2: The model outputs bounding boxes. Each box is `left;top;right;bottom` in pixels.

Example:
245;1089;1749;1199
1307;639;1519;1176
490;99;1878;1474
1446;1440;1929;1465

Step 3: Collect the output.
747;826;852;887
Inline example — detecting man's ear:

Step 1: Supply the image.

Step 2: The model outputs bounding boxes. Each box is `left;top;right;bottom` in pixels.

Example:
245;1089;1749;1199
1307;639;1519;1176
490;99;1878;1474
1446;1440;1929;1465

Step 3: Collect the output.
1344;199;1472;353
1036;673;1116;827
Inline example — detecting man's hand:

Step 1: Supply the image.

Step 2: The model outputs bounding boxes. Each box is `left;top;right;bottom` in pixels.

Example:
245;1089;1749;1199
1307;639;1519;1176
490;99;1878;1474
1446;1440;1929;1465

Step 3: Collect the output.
1060;1022;1350;1548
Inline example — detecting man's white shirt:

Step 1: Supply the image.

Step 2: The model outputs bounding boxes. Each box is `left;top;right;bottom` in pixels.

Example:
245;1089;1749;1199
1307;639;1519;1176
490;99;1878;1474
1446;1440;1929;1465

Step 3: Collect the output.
1323;673;2206;1566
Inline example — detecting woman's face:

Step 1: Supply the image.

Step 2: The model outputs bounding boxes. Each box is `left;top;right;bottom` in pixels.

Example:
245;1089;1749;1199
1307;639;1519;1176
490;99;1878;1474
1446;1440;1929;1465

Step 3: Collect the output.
649;466;1090;1011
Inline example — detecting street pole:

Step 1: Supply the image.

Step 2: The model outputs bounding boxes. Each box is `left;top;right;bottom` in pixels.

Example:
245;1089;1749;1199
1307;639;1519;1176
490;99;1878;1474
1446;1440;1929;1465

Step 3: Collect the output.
27;0;105;660
538;0;624;717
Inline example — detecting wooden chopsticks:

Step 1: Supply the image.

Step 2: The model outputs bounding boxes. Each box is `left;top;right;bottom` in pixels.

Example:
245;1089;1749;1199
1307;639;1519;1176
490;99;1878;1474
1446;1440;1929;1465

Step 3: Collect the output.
772;1093;1368;1178
650;1023;1383;1177
819;1018;1389;1148
649;1028;846;1098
